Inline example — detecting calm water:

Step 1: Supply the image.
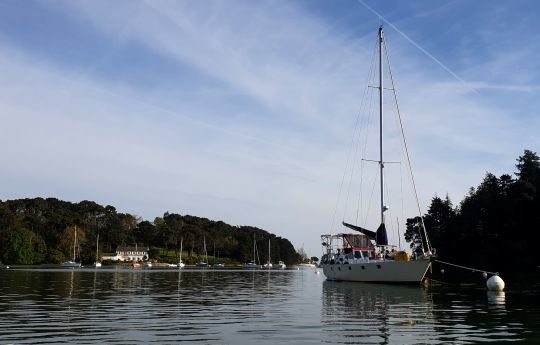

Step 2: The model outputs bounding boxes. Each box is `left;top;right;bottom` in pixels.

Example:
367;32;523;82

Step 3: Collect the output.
1;268;539;344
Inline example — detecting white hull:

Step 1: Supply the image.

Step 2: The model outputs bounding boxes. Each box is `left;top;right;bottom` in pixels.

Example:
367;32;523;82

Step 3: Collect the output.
61;261;81;268
273;261;286;270
321;259;430;283
94;262;102;268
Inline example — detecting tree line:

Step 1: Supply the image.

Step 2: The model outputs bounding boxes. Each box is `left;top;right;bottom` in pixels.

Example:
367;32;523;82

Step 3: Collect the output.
0;198;301;265
405;150;540;274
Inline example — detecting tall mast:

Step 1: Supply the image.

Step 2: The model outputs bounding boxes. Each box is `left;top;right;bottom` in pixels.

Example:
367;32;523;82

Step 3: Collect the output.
378;26;385;226
96;233;99;262
268;239;271;265
179;237;183;264
73;226;77;261
204;236;208;263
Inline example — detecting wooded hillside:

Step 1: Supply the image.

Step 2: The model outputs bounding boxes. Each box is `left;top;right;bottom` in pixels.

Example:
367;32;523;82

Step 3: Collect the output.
0;198;301;265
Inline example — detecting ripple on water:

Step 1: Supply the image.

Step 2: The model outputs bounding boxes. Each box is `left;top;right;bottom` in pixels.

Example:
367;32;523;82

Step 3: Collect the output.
0;269;538;344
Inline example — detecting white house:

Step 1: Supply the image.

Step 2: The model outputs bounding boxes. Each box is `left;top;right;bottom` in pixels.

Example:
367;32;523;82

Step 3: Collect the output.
101;245;150;262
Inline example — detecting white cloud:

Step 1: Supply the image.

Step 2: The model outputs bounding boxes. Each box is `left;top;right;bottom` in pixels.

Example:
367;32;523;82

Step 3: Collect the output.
1;1;540;255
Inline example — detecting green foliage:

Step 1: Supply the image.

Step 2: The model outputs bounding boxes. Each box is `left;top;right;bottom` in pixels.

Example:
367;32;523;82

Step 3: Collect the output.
0;197;301;265
2;228;46;264
405;150;540;273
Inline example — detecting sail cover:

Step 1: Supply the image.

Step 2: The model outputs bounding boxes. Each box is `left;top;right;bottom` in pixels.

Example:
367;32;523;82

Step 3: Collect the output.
342;221;388;246
376;223;388;246
342;222;376;240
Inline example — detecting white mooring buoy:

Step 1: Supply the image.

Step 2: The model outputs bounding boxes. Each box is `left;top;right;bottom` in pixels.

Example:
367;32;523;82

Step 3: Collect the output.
486;275;505;291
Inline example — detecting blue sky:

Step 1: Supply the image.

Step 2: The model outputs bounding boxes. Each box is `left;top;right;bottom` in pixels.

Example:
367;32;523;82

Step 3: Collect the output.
1;0;539;256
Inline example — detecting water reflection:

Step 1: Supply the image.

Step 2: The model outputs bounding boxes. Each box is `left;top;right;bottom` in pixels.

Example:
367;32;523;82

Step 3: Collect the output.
0;269;537;344
321;281;434;344
320;280;529;344
487;291;506;308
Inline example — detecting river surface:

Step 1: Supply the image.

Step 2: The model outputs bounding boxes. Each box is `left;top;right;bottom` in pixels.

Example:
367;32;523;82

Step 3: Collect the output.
1;267;539;344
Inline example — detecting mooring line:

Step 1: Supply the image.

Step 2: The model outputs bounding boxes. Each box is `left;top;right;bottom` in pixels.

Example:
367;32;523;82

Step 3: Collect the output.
433;259;499;276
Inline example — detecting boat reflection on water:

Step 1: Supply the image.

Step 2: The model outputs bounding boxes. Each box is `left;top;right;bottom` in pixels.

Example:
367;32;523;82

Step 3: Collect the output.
320;280;525;344
321;280;433;343
323;281;435;344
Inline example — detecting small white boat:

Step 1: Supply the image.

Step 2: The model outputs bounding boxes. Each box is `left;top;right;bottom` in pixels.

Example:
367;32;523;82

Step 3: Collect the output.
178;238;185;269
243;262;260;269
273;261;286;270
243;234;261;269
196;236;209;268
62;226;81;268
214;263;224;268
94;233;102;268
168;263;178;268
263;239;273;269
61;260;81;268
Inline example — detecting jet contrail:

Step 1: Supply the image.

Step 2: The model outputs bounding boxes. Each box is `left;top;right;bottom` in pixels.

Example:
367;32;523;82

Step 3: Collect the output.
357;0;479;95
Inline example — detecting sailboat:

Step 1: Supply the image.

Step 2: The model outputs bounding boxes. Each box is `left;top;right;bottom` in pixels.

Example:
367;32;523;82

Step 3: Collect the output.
178;237;185;268
243;234;261;269
320;27;432;283
196;236;208;268
213;243;224;268
94;233;102;268
263;239;272;269
62;226;82;268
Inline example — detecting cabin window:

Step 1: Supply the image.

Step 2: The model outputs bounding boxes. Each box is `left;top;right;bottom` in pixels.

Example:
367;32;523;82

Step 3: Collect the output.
354;251;362;259
362;251;369;258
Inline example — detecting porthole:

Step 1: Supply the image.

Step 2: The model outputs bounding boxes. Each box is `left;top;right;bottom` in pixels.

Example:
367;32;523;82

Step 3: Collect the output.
338;266;341;271
348;266;352;270
377;264;381;269
361;266;365;270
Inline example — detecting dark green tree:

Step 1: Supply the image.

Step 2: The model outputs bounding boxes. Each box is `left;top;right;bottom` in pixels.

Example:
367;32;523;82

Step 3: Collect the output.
2;228;46;264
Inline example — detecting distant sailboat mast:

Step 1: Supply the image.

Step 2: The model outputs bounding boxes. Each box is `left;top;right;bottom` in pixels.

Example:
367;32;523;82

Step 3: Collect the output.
95;233;99;262
73;226;78;262
178;237;185;268
204;236;208;264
